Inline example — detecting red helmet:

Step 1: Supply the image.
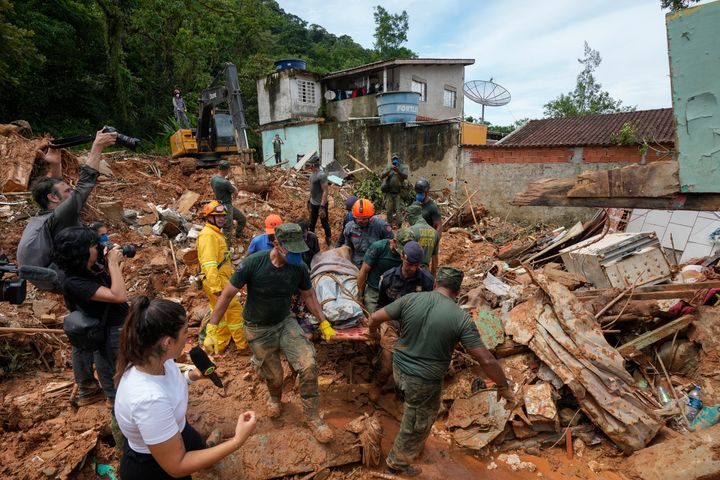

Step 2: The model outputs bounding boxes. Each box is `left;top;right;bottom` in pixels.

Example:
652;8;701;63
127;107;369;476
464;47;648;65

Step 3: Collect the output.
352;198;375;219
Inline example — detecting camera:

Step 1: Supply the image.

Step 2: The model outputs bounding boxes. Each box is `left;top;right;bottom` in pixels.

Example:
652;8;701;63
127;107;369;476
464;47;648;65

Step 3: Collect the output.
0;256;27;305
102;126;140;151
101;241;137;258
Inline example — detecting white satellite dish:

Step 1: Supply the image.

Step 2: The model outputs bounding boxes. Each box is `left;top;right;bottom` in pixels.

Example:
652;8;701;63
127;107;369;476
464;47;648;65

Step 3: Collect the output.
464;79;511;122
324;90;336;101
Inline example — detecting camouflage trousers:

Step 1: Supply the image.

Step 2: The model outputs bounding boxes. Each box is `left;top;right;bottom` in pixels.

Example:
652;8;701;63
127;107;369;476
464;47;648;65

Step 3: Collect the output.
221;202;246;245
364;285;380;314
384;193;402;228
386;369;443;469
245;315;320;418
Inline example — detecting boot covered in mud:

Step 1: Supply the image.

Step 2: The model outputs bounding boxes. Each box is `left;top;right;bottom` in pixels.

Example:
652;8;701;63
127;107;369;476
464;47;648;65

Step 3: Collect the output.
306;416;333;444
267;396;282;418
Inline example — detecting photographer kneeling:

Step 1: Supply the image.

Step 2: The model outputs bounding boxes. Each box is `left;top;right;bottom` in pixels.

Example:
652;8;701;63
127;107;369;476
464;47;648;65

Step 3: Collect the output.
53;226;129;405
115;297;256;479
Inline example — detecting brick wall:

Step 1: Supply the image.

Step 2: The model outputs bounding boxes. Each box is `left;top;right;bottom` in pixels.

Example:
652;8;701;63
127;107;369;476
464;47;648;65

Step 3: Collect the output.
460;142;677;225
467;143;674;164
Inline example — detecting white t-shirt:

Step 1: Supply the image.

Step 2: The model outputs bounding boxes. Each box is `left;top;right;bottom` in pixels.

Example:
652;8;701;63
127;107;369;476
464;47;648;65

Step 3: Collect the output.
115;359;188;454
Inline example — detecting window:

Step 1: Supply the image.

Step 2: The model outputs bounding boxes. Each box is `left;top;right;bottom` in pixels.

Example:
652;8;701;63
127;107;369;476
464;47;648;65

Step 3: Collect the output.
297;79;316;104
411;79;427;102
443;88;457;109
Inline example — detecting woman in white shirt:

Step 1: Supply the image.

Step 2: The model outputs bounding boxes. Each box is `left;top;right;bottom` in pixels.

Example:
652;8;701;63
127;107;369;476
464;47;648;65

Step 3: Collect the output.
114;297;256;479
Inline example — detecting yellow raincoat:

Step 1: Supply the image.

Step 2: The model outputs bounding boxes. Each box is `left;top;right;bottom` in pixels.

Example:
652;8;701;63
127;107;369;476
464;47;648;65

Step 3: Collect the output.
197;222;246;352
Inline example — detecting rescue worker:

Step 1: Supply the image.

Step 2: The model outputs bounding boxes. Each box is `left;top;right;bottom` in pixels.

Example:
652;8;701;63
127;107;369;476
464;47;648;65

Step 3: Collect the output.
379;153;409;228
413;178;442;232
172;88;191;129
204;223;337;444
335;195;357;247
370;241;434;402
340;199;393;268
405;202;439;276
307;157;331;247
272;133;284;164
198;201;246;354
248;214;283;254
210;160;246;244
356;229;415;314
368;267;514;477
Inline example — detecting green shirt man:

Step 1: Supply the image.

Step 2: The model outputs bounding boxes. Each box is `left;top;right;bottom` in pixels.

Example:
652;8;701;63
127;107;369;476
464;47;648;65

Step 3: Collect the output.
380;153;409;227
405;202;439;276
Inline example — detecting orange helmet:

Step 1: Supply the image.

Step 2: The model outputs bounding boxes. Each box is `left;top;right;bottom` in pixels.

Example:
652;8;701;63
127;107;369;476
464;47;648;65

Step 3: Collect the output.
265;214;283;234
352;198;375;219
203;200;227;217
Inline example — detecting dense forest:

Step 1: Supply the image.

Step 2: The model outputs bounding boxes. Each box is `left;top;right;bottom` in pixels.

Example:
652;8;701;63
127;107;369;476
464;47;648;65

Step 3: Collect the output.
0;0;413;151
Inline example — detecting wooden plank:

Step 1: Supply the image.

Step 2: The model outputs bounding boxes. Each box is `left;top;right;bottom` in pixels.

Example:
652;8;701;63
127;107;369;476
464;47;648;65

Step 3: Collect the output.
617;315;695;358
175;190;200;215
346;153;374;174
512;189;720;211
574;280;720;299
510;178;575;206
567;162;680;198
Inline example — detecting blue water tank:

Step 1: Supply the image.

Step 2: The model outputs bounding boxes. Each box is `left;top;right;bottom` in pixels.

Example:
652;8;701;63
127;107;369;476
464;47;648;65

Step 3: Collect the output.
275;59;307;72
376;91;421;124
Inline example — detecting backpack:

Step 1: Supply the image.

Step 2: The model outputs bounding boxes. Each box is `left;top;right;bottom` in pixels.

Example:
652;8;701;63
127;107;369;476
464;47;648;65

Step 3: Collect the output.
17;212;59;291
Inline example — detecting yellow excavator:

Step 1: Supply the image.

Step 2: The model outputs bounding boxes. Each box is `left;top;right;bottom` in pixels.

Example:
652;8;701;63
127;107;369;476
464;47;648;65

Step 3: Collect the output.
170;62;253;168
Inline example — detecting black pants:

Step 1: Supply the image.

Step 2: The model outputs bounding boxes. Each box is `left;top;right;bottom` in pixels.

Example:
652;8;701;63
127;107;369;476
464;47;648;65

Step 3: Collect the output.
274;151;281;163
308;203;331;245
120;422;206;480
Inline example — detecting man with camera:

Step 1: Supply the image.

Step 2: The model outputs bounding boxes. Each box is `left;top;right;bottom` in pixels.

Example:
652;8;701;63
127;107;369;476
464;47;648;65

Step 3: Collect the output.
17;129;117;290
379;153;409;228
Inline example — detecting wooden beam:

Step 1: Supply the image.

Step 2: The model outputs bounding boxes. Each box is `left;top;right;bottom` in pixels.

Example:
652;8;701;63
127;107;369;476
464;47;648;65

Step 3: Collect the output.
617;315;695;358
574;280;720;300
512;189;720;211
567;161;679;198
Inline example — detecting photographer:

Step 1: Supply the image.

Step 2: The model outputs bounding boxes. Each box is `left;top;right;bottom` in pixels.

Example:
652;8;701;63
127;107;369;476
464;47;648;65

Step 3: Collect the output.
17;129;117;290
53;226;128;405
115;297;256;480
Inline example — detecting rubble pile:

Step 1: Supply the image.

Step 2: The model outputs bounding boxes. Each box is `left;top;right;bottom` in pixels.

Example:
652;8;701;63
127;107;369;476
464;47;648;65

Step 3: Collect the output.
4;126;720;479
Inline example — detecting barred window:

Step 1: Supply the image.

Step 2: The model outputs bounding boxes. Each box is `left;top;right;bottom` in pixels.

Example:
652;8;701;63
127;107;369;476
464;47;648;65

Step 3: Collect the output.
443;89;456;108
297;80;316;104
411;79;427;102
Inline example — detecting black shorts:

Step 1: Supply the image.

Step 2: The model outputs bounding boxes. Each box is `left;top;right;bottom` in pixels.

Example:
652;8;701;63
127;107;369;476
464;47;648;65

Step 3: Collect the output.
120;421;207;480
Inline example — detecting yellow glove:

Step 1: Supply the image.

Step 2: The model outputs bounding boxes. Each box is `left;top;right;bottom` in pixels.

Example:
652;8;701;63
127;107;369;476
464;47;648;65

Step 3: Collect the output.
203;323;220;355
318;320;337;342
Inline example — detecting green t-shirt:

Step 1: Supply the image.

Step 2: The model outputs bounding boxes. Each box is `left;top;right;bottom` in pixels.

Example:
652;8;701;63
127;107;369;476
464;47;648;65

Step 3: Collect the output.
421;199;442;227
229;251;312;326
385;291;484;381
408;220;439;267
210;175;235;204
363;239;402;290
381;164;409;193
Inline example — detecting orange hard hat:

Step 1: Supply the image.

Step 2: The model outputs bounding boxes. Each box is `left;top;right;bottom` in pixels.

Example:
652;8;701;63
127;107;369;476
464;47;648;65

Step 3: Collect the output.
352;198;375;218
265;214;283;234
203;200;227;217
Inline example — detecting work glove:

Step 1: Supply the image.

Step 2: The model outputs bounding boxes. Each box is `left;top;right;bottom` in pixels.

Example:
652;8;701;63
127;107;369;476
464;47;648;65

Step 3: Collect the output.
318;320;337;342
203;323;221;355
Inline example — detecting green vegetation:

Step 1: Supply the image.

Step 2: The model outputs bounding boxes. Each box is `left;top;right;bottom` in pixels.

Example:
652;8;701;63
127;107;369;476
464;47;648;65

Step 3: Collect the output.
0;1;414;152
544;42;635;118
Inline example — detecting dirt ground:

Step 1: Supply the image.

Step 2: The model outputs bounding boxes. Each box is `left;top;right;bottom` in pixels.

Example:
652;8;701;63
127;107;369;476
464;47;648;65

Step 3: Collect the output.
0;152;631;479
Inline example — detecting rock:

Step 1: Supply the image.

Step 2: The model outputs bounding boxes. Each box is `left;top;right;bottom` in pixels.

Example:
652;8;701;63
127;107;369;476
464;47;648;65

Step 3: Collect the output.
137;225;153;236
42;467;57;477
137;215;155;226
98;200;124;223
123;209;139;221
32;299;59;317
487;462;498;470
573;438;586;458
150;253;169;272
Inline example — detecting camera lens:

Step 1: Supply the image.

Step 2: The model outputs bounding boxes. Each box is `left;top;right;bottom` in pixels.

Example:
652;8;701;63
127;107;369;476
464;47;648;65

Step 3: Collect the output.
121;244;136;258
116;133;140;151
0;278;27;305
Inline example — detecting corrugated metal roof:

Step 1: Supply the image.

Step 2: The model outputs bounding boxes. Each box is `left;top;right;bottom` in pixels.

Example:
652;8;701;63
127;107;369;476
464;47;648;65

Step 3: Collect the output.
495;108;675;147
323;58;475;80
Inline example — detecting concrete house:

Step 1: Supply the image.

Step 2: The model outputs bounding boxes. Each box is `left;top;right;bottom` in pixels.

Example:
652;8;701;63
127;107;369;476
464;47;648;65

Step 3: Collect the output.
255;58;479;170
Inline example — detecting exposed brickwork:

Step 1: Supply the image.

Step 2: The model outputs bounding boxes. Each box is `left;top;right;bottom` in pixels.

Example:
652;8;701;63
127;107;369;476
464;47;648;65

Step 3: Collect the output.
467;143;675;165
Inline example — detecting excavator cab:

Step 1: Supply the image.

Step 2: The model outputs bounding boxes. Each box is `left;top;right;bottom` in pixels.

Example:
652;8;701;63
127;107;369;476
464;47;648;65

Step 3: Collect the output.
170;62;254;169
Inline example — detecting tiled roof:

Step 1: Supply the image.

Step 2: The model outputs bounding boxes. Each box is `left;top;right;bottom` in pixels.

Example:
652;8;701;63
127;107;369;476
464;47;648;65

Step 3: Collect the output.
496;108;674;147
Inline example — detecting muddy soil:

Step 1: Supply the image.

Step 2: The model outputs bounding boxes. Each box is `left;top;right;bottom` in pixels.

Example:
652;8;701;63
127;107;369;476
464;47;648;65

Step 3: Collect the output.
0;153;626;479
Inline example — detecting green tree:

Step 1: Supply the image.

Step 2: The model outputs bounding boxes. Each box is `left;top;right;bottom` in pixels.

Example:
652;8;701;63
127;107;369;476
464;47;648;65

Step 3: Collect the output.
661;0;700;11
372;5;416;59
0;0;43;93
544;42;634;118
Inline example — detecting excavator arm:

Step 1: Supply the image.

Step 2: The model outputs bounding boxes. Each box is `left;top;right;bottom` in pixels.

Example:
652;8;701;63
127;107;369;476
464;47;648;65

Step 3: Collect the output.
196;62;249;151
